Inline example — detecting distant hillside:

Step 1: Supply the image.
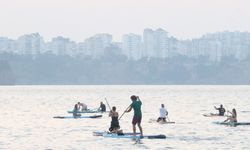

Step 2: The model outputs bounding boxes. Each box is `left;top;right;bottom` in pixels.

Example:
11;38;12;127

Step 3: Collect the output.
1;53;250;85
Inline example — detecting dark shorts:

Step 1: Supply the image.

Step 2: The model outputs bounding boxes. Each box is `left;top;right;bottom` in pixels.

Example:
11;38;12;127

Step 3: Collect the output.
132;116;142;125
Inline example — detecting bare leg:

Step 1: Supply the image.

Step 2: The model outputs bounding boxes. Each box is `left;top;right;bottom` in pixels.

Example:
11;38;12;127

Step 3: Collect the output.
137;123;143;136
133;124;136;135
224;118;229;122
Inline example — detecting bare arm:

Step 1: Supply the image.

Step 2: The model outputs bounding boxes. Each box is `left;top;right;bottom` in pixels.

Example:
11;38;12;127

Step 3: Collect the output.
109;111;113;117
227;111;233;115
137;96;141;102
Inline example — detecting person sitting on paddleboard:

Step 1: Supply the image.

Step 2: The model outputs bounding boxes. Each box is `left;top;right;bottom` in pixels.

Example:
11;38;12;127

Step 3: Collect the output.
109;106;122;133
224;108;237;123
126;95;143;136
78;102;88;111
214;104;225;116
99;102;106;112
73;104;81;117
157;104;168;122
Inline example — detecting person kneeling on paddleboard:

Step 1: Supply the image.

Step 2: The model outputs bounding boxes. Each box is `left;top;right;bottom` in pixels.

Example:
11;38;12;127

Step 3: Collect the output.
73;104;81;117
78;102;88;111
126;95;143;136
214;104;225;116
99;102;106;112
109;106;122;134
224;108;237;123
157;104;168;122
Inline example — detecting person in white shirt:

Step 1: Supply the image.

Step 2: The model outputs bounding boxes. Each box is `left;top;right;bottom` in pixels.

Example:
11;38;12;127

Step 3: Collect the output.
157;104;168;122
78;102;88;111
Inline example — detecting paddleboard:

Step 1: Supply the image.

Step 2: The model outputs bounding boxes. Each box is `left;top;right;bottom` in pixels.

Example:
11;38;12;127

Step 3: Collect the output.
213;121;250;126
53;115;102;119
67;110;104;113
102;133;166;139
203;114;226;117
149;119;175;124
93;131;140;136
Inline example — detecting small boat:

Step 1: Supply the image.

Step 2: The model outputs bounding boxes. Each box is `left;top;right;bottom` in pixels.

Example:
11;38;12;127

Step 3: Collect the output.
213;121;250;126
53;115;102;119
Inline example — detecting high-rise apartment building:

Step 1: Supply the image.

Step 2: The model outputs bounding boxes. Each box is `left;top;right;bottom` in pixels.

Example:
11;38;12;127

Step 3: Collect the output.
122;33;142;60
84;33;112;57
142;28;169;58
16;33;44;56
47;36;77;56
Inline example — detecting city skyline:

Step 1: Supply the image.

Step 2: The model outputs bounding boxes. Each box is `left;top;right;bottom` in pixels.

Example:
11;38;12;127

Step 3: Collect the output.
1;28;250;62
1;28;250;42
1;0;250;41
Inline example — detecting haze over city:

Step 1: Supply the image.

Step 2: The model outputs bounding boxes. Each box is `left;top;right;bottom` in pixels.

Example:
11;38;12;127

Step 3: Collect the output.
1;0;250;41
1;0;250;85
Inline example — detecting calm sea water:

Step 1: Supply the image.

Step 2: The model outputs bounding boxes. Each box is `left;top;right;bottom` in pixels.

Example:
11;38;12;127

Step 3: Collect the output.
0;85;250;150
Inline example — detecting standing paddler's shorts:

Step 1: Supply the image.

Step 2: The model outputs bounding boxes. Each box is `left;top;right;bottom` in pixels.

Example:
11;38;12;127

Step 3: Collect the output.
132;116;142;125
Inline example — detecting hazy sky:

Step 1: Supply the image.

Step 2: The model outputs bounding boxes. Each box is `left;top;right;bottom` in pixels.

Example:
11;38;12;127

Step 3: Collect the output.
1;0;250;41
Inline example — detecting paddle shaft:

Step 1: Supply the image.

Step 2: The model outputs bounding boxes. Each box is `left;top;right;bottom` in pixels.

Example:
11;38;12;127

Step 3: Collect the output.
119;105;131;120
166;116;170;122
105;98;112;111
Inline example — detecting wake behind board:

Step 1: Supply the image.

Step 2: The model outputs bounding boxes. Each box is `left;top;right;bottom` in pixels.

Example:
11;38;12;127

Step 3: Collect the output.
102;133;166;139
213;121;250;126
53;115;102;119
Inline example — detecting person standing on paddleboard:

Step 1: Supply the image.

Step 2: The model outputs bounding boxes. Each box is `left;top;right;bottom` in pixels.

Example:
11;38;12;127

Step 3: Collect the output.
126;95;143;136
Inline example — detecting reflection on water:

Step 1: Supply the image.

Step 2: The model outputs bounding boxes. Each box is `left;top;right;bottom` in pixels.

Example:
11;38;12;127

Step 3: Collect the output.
0;85;250;149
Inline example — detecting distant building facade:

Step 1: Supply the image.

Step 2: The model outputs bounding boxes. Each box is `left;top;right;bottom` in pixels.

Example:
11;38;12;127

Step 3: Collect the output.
122;33;142;60
1;30;250;61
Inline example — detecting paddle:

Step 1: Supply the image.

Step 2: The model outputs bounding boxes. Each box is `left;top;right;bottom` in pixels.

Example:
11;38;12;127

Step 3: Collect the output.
119;105;131;120
166;116;171;122
105;98;112;111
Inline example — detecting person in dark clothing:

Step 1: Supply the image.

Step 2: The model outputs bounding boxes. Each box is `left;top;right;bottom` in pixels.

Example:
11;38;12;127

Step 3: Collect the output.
214;104;226;116
72;104;81;117
99;102;106;112
109;106;121;133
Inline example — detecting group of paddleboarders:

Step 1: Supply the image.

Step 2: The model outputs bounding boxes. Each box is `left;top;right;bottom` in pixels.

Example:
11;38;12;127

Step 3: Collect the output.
108;95;170;136
72;101;106;117
213;104;237;123
108;95;143;136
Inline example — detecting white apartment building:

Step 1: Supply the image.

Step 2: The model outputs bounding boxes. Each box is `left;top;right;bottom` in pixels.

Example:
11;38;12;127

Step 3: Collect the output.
0;37;16;53
47;36;72;56
84;33;112;57
16;33;44;56
142;28;169;58
122;33;142;60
